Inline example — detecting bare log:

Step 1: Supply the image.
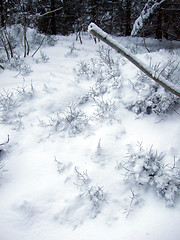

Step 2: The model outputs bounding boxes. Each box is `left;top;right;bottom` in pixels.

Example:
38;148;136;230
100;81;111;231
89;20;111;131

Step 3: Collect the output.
88;23;180;98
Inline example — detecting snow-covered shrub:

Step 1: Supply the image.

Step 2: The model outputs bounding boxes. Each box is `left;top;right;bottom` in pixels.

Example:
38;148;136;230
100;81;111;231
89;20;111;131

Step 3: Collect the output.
123;189;144;218
54;157;72;174
15;82;35;101
126;71;179;116
97;46;115;69
34;51;49;64
19;63;33;76
75;59;97;81
0;158;5;179
96;46;121;80
40;103;89;136
93;97;116;120
118;144;180;206
0;83;34;126
86;185;108;214
4;54;32;75
74;167;108;218
125;55;180;116
0;136;9;178
75;46;121;85
74;166;90;186
0;91;17;124
155;162;180;207
65;42;78;57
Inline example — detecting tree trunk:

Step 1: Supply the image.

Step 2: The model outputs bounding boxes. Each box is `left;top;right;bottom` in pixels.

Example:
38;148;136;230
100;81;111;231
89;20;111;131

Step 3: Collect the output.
50;0;57;35
91;0;98;24
0;0;5;27
125;0;131;36
156;8;162;39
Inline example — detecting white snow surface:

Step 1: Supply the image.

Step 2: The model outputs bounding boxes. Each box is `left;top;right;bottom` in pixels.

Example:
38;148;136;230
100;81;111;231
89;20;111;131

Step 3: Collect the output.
0;33;180;240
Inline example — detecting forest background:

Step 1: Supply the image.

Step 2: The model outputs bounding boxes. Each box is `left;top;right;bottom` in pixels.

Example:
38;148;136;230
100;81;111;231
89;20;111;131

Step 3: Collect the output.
0;0;180;40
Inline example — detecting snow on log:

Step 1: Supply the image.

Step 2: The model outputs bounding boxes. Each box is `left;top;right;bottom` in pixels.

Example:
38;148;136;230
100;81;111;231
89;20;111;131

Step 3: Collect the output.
88;22;180;98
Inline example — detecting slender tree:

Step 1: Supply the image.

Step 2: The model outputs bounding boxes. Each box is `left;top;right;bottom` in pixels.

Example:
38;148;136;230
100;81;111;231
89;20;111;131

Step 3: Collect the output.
125;0;132;35
0;0;6;27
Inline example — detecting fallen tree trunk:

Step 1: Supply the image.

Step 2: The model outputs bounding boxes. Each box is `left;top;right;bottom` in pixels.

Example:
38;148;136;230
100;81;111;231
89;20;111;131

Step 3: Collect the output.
88;23;180;98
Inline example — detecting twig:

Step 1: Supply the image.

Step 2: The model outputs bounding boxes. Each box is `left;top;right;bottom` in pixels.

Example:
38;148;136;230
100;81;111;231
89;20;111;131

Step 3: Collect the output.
31;35;46;57
0;135;10;146
0;64;4;70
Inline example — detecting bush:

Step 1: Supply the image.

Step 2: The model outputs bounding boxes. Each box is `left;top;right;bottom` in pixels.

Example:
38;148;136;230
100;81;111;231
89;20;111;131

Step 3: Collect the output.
124;55;180;116
0;136;9;178
126;72;179;116
118;143;180;206
0;83;34;127
39;103;89;137
75;46;121;85
74;167;108;218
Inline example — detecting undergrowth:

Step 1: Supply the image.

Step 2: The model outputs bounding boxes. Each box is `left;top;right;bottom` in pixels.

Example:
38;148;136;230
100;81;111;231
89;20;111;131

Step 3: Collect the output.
117;143;180;207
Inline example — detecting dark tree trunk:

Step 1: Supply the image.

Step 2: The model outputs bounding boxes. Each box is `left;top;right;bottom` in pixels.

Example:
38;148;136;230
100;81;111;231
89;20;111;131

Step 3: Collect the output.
50;0;57;35
156;8;162;39
125;0;131;36
0;0;5;27
91;0;98;24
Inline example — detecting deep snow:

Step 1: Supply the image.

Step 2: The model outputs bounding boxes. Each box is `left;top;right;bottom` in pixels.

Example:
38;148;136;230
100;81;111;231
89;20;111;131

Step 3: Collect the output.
0;33;180;240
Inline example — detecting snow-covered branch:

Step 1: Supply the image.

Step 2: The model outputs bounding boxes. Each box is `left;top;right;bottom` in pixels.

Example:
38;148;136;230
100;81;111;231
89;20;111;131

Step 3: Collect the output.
131;0;166;36
88;23;180;97
39;7;63;17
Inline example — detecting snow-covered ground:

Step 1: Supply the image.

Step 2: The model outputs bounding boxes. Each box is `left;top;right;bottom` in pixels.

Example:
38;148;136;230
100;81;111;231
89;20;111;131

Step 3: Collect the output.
0;32;180;240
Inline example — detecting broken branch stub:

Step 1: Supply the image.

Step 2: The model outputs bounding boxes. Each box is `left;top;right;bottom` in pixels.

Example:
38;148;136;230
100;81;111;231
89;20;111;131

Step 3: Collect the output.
88;23;180;98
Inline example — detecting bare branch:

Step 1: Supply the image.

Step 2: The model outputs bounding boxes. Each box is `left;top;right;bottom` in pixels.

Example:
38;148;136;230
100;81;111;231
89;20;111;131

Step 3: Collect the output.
40;7;63;17
31;35;46;57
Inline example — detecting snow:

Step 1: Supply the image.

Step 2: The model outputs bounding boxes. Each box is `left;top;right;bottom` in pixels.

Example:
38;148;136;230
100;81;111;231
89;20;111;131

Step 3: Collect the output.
0;33;180;240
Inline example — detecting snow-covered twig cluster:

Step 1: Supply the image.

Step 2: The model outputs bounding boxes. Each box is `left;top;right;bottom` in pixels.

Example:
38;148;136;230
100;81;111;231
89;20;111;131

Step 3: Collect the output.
74;167;108;218
40;103;89;137
0;135;9;179
0;83;35;127
118;143;180;207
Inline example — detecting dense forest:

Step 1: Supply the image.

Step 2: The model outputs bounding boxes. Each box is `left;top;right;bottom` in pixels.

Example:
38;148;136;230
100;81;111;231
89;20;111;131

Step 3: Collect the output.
0;0;180;39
